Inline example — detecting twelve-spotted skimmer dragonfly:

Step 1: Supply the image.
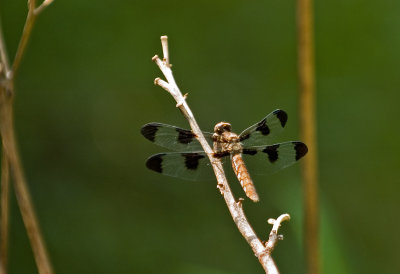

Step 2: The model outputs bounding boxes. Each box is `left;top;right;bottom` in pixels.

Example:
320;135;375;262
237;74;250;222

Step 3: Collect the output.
141;109;308;202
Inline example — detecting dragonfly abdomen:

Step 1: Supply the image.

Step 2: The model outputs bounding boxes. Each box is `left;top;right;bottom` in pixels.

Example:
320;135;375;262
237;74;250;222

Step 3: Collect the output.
231;153;259;202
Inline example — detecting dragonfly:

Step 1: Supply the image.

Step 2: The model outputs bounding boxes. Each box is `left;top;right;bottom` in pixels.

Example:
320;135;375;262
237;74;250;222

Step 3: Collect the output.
141;109;308;202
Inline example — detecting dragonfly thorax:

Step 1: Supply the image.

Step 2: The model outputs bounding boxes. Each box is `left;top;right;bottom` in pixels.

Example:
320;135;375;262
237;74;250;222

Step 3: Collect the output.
212;122;242;154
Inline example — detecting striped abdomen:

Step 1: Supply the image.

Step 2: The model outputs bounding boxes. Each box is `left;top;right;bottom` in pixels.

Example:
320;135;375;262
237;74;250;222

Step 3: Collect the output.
231;153;259;202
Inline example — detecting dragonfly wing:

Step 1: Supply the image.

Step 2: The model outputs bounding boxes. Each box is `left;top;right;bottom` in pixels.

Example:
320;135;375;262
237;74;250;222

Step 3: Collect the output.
242;141;308;174
141;122;213;152
239;109;288;146
145;151;215;181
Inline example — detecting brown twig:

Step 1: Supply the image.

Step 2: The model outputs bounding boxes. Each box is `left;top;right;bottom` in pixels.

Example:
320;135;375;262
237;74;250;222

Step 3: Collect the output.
0;19;10;274
11;0;54;80
0;145;9;274
0;1;54;273
10;0;37;80
0;22;10;78
297;0;320;273
152;36;290;273
34;0;55;16
0;98;53;274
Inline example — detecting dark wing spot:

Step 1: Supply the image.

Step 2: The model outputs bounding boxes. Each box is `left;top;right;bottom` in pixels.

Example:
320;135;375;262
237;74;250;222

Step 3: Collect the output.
183;153;205;170
176;128;196;144
273;109;288;127
293;142;308;160
146;153;165;173
256;119;270;136
141;123;159;142
242;148;257;156
240;133;250;142
262;144;280;163
213;151;230;158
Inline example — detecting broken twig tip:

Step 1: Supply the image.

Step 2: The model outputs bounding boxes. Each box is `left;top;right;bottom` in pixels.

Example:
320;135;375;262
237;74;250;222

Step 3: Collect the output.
152;55;159;62
176;102;183;108
268;218;276;225
160;36;170;66
264;214;291;254
268;213;291;236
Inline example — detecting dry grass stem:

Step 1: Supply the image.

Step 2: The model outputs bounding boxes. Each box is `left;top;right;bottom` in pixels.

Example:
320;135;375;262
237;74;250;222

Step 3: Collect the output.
297;0;320;273
0;101;53;274
151;35;291;273
0;143;9;274
34;0;55;15
0;23;10;78
0;1;55;273
12;0;53;79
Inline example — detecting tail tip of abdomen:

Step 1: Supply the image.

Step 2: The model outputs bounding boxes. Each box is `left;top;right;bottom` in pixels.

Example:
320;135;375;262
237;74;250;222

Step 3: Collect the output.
248;192;259;203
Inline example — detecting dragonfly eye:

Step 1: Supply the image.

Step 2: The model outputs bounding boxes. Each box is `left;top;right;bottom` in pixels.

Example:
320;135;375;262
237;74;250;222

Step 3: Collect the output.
223;123;232;132
214;122;232;134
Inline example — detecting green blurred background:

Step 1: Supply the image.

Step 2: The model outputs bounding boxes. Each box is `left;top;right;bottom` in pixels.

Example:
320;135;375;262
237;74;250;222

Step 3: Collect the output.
1;0;399;273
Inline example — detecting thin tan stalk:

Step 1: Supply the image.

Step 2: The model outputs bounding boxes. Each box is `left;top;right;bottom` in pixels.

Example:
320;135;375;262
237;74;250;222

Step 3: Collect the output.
152;36;291;273
297;0;320;273
0;97;53;274
10;0;37;79
10;0;53;80
0;21;10;78
0;140;9;274
0;21;10;274
0;1;54;273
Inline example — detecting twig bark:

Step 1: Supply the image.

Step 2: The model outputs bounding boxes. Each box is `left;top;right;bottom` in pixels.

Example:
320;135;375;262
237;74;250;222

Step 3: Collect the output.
152;35;289;273
0;1;54;273
297;0;320;273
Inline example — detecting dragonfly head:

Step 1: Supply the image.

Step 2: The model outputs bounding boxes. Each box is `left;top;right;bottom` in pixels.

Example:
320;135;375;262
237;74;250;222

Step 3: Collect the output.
214;122;232;134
